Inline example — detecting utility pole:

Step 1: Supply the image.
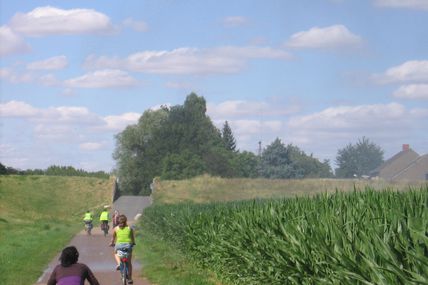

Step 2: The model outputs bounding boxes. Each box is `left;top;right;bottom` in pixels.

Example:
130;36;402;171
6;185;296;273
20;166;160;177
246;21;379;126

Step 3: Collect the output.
258;141;262;156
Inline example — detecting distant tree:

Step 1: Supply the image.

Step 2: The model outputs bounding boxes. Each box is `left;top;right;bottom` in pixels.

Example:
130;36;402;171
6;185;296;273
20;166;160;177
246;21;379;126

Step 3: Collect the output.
287;147;333;178
260;138;333;179
222;121;237;152
335;137;384;178
231;151;259;178
0;162;7;175
259;138;291;178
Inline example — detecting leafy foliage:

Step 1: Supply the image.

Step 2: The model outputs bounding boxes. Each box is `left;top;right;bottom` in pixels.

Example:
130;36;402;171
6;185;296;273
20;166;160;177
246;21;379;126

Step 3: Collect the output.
260;138;332;178
113;108;168;194
113;94;334;194
230;151;259;178
335;137;384;178
114;93;236;194
161;151;205;180
0;163;109;178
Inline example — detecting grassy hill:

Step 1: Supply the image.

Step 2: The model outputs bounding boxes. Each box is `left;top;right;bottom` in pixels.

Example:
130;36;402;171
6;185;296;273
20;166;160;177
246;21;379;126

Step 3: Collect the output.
152;174;428;204
0;175;113;285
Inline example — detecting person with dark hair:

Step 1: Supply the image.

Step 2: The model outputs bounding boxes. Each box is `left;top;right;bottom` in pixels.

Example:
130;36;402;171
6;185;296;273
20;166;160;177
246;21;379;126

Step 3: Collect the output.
47;246;99;285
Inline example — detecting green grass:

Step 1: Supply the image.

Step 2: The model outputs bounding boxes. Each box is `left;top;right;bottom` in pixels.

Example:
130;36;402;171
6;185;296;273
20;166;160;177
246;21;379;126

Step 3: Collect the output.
152;174;427;204
136;225;224;285
0;175;113;285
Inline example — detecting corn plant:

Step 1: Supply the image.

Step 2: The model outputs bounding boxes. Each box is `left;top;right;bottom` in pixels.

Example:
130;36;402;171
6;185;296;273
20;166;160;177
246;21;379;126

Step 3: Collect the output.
141;186;428;284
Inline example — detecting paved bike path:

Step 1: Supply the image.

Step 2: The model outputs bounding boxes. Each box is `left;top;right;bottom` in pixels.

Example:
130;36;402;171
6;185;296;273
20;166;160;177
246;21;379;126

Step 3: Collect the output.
35;196;153;285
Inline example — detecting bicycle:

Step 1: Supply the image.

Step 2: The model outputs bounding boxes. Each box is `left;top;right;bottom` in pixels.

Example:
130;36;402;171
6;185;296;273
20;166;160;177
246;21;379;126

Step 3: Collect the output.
116;246;131;285
101;221;109;237
84;221;93;235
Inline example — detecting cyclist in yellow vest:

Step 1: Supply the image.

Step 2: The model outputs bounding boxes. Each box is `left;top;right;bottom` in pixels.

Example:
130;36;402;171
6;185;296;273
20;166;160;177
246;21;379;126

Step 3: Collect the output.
83;210;93;222
83;210;93;234
110;214;135;284
99;208;110;234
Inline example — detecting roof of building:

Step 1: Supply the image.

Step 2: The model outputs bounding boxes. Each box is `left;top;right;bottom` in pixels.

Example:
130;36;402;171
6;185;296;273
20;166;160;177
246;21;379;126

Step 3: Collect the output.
370;148;419;176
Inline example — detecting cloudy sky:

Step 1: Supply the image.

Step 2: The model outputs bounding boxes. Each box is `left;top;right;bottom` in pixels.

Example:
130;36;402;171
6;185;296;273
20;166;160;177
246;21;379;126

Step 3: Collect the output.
1;0;427;172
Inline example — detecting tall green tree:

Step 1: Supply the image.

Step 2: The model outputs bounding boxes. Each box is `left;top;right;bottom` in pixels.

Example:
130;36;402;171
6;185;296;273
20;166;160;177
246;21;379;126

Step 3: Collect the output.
259;138;292;178
150;93;230;178
335;137;384;178
222;121;237;152
113;108;168;194
113;93;234;194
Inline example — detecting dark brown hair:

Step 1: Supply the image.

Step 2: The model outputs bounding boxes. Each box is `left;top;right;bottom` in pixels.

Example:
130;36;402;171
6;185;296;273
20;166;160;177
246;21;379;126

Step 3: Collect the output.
59;246;79;267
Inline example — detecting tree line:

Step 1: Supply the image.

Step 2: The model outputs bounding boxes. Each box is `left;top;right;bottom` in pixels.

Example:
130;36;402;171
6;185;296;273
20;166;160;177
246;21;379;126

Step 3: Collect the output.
113;93;385;195
0;164;109;179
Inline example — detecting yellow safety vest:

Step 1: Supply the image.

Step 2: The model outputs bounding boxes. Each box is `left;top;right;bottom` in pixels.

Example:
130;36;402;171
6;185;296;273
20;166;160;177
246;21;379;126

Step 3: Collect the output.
116;226;132;243
83;212;93;221
100;211;109;221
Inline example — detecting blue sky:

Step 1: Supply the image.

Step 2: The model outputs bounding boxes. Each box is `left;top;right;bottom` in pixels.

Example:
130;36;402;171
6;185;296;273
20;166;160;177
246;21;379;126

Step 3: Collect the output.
1;0;427;172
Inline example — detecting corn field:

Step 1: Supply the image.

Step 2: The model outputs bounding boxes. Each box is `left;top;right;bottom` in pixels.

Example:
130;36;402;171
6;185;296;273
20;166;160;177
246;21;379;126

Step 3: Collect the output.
141;186;428;284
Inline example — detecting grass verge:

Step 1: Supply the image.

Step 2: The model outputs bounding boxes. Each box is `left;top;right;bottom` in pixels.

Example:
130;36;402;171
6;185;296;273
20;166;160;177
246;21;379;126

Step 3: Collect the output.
137;225;225;285
153;175;428;204
0;175;112;285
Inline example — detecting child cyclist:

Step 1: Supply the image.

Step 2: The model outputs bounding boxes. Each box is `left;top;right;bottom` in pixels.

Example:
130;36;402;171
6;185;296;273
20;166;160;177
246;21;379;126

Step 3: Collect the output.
110;214;136;284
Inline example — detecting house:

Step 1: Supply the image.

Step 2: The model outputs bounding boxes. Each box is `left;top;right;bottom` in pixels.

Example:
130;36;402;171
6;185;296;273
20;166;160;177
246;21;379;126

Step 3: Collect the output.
370;144;428;181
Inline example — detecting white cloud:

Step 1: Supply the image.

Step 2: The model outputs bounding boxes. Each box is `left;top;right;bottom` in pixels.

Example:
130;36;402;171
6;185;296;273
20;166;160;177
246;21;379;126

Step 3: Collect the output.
64;69;138;88
0;101;141;162
282;102;428;165
122;18;148;32
39;74;61;86
0;68;9;78
0;68;33;83
165;81;192;89
49;106;101;124
0;101;39;117
373;60;428;84
60;88;76;97
207;100;300;118
9;6;113;36
0;100;103;125
410;107;428;117
79;142;103;151
1;68;60;86
286;25;363;50
222;16;248;27
393;84;428;100
0;100;140;132
232;119;283;135
288;103;406;131
374;0;428;10
27;55;68;70
103;113;141;130
0;26;29;56
83;46;291;75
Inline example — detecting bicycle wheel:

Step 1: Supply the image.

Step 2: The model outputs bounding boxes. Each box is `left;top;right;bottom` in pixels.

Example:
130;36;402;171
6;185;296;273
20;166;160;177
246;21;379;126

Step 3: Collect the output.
121;263;128;285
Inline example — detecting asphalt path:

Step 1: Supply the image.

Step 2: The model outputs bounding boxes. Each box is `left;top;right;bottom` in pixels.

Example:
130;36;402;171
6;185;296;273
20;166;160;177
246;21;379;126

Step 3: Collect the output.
35;196;153;285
